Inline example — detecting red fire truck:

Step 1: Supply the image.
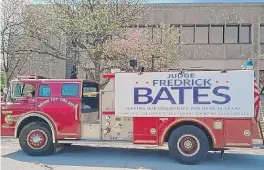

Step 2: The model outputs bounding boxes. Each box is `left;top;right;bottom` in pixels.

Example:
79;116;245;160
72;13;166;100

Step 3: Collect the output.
0;69;263;165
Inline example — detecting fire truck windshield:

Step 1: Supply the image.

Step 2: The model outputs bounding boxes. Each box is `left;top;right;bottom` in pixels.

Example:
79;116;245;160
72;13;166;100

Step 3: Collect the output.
10;81;35;98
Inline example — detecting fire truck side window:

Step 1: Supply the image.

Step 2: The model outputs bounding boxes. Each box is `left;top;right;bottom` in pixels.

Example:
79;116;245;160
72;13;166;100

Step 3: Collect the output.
13;83;35;97
81;81;99;113
14;83;22;97
23;84;35;97
38;84;51;97
61;83;79;97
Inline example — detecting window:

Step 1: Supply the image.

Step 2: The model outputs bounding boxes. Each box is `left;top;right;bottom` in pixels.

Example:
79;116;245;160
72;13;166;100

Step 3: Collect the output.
225;25;239;43
39;84;50;97
82;82;99;113
61;84;79;97
180;26;194;44
195;26;209;44
210;25;224;43
240;25;251;43
261;25;264;44
83;87;97;93
13;83;22;97
12;83;35;97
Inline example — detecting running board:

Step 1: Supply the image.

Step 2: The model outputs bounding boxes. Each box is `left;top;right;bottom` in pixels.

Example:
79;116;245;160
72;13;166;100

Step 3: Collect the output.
57;139;131;144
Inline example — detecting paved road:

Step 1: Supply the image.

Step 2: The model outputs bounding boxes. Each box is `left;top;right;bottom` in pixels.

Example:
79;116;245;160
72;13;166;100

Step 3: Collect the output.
1;138;264;170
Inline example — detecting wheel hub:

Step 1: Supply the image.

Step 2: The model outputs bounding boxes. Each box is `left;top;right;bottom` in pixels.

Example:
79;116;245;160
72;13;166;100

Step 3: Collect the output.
177;134;200;157
27;129;48;150
183;140;193;149
32;135;42;143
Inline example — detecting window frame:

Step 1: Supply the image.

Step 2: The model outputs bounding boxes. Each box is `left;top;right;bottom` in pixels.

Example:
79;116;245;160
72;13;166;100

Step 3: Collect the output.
195;25;209;44
180;25;195;44
209;25;224;44
38;84;51;97
170;24;181;44
11;82;36;98
152;25;162;44
61;83;79;97
137;25;153;45
225;25;239;44
260;24;264;45
239;25;251;44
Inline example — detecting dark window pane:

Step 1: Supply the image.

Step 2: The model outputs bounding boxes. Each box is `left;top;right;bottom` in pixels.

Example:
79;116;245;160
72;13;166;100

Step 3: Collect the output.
261;26;264;44
210;26;224;43
240;25;250;43
195;26;209;44
39;84;51;97
225;26;238;43
180;26;194;44
62;84;79;96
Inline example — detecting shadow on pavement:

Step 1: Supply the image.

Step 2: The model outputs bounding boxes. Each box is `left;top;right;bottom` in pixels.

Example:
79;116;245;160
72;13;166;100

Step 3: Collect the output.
2;145;264;170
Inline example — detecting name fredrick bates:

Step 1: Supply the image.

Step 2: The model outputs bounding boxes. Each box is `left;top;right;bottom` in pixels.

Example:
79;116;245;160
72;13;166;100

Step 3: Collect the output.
133;73;231;105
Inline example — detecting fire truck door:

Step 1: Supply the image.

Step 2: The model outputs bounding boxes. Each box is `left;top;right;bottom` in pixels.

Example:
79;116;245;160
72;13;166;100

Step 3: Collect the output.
36;83;81;139
81;81;99;123
1;82;36;132
79;81;99;139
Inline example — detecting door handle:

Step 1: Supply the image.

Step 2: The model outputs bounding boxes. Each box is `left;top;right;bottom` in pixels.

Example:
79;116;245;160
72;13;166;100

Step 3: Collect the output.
75;104;78;120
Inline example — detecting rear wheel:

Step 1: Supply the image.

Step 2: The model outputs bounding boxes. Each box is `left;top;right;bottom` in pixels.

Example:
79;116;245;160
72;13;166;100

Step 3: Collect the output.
19;121;54;156
168;125;209;165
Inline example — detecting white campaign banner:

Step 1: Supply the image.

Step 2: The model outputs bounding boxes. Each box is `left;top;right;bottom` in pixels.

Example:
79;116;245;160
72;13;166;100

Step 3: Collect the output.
115;70;254;118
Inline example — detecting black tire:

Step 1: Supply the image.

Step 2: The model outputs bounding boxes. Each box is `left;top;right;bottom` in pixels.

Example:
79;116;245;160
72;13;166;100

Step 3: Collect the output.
63;143;72;147
19;121;54;156
168;125;209;165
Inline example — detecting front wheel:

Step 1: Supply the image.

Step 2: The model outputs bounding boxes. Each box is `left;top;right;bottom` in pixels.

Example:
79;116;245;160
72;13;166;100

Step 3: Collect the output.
168;125;209;165
19;121;54;156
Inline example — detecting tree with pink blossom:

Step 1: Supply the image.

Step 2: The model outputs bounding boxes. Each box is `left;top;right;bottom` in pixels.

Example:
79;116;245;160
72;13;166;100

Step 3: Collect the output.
105;23;184;72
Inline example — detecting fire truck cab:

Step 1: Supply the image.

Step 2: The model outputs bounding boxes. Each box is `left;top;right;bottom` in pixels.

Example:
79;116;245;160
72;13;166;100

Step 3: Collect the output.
1;70;263;165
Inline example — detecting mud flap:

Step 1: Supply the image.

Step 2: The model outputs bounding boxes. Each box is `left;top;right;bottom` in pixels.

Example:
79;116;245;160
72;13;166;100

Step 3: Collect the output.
54;143;64;154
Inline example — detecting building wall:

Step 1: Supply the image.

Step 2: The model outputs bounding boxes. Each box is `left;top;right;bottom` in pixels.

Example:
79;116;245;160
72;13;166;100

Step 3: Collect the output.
127;3;264;83
137;3;264;62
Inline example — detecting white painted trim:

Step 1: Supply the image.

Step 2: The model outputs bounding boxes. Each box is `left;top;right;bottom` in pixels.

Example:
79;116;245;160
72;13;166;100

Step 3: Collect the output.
14;113;56;143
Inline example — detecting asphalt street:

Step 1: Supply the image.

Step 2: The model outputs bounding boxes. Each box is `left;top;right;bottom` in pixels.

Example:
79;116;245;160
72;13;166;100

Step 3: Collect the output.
1;138;264;170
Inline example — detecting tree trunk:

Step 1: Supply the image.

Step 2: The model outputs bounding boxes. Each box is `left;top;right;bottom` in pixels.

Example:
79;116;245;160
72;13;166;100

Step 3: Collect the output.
4;72;9;88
